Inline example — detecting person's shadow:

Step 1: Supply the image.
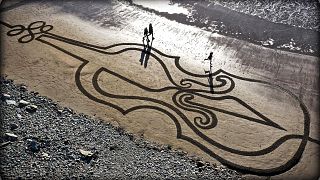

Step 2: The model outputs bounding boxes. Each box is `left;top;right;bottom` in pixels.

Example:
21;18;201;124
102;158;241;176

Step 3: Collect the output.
204;69;214;93
139;37;153;68
208;73;214;93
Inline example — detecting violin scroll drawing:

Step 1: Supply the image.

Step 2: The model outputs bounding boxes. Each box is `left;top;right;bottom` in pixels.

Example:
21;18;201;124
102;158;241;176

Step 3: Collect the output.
5;21;53;43
1;20;319;176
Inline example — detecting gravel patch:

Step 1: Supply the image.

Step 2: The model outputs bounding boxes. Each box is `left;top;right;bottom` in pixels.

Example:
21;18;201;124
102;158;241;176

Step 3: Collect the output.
0;76;242;179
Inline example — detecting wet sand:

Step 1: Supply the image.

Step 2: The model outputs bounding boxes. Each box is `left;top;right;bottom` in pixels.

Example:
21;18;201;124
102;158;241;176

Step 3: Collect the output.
133;0;320;57
1;0;319;179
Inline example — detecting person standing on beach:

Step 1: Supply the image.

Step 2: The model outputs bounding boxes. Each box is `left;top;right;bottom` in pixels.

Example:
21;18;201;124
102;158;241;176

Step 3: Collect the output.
149;23;155;40
144;27;149;40
205;52;213;61
143;27;150;47
204;52;214;93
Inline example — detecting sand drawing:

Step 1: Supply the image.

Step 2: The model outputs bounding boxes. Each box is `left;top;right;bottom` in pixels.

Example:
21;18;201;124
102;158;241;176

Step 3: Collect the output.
1;20;319;176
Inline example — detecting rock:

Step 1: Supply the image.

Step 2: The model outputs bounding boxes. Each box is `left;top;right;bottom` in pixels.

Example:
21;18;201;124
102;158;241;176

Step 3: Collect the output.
27;139;40;152
41;152;50;159
57;109;63;115
109;145;118;151
196;161;205;168
16;108;22;113
79;149;94;157
0;141;11;148
5;133;18;141
20;85;27;91
1;93;11;100
64;107;73;114
18;100;30;107
5;100;16;106
10;123;19;130
31;91;39;96
26;105;38;113
17;114;22;119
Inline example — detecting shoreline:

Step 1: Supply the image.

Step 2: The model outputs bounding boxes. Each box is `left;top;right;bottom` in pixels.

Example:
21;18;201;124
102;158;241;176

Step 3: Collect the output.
130;0;320;57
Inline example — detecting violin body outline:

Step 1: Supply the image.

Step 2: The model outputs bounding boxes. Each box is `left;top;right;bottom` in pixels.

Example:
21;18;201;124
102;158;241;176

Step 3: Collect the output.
1;20;316;176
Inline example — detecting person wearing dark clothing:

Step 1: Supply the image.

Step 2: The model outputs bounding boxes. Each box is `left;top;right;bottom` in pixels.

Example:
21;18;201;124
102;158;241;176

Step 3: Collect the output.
143;27;150;47
148;23;154;40
145;27;150;41
144;27;149;41
205;52;213;61
204;52;214;93
144;27;148;38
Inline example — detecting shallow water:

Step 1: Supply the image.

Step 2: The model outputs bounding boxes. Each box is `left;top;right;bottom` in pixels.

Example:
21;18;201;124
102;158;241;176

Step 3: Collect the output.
129;0;319;56
133;0;190;15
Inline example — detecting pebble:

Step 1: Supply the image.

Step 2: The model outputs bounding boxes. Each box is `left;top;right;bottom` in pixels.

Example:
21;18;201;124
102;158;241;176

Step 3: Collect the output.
41;152;50;159
2;93;11;100
0;141;11;148
6;100;17;105
65;108;73;114
109;145;118;151
18;100;30;107
10;123;19;130
57;109;63;115
26;105;38;113
20;85;27;91
79;149;94;157
27;139;40;152
5;133;18;141
196;161;206;168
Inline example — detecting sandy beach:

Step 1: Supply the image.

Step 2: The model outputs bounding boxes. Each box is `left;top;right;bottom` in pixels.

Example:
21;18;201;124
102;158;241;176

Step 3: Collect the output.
1;0;319;179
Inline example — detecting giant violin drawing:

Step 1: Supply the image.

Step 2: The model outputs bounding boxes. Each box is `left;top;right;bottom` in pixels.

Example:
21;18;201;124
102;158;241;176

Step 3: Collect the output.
1;20;319;176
